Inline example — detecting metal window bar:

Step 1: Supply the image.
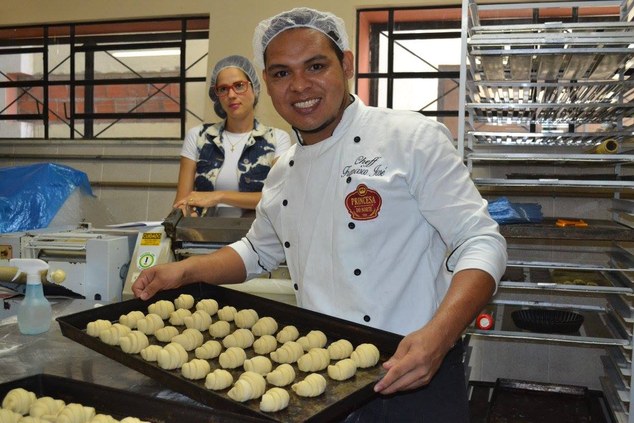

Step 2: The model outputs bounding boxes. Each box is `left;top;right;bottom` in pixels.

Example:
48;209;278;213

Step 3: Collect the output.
0;18;209;140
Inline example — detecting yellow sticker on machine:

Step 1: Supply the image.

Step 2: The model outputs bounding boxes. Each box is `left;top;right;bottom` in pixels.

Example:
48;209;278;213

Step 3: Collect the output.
140;232;162;246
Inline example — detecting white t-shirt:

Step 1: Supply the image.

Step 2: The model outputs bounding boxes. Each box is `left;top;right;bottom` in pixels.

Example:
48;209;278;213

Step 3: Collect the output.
180;124;292;214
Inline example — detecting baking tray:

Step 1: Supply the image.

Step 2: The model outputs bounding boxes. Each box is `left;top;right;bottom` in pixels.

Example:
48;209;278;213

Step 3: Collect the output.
0;373;265;422
486;379;592;423
57;283;403;422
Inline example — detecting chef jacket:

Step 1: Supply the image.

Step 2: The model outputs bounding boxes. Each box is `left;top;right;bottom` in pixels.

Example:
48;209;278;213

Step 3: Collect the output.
230;96;507;336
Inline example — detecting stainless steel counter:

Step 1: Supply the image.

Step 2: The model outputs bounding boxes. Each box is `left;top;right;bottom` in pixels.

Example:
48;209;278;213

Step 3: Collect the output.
0;297;206;407
0;278;296;406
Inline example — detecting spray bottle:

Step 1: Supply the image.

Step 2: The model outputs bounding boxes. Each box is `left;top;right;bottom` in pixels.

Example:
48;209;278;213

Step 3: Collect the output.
10;258;53;335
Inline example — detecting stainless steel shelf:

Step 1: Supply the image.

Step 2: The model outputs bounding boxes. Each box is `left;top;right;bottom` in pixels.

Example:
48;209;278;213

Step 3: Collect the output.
468;131;633;148
469;152;634;164
474;178;634;189
467;301;629;346
461;0;634;420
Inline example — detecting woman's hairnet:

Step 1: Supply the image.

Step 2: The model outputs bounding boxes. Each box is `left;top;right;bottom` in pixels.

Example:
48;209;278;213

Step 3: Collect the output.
252;7;349;69
208;55;260;119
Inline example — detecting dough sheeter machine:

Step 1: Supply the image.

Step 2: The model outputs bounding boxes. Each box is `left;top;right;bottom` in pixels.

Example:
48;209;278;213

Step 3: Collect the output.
0;225;137;302
122;209;292;301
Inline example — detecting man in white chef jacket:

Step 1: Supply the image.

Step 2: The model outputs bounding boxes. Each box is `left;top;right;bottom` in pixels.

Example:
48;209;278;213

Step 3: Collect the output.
133;7;507;421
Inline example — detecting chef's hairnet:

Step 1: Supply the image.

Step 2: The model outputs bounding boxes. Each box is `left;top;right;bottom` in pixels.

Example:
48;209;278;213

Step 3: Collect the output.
252;7;349;69
208;55;260;119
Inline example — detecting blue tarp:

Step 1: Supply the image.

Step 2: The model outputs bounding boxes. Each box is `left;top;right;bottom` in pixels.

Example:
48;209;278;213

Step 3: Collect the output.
0;163;93;233
488;196;543;225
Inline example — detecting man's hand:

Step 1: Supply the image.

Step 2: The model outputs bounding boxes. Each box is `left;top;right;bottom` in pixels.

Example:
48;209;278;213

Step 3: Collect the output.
132;262;187;300
373;327;450;395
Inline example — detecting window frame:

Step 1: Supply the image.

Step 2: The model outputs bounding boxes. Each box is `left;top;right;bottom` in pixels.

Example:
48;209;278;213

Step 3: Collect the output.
0;16;209;140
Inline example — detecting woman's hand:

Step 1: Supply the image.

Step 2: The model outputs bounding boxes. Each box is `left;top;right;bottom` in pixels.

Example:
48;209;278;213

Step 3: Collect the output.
173;192;226;216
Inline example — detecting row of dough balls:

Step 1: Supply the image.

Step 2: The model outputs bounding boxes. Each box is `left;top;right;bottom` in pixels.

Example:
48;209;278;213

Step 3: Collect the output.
89;313;381;372
1;388;149;423
90;310;363;362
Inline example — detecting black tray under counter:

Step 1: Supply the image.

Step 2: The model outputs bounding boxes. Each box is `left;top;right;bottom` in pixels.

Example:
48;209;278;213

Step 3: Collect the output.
57;283;403;423
0;373;265;423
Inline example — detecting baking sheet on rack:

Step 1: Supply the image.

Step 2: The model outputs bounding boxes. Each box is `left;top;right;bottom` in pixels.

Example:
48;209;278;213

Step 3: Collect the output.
57;283;403;422
0;374;266;423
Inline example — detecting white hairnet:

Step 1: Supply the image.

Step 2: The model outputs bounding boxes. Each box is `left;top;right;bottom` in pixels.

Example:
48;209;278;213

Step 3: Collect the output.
252;7;349;69
208;55;260;119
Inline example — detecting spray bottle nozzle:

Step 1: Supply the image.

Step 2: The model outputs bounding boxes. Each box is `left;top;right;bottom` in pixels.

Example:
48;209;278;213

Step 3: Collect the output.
9;258;49;285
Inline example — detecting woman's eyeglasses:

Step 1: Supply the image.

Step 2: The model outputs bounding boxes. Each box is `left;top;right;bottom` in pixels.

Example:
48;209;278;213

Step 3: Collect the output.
214;80;251;97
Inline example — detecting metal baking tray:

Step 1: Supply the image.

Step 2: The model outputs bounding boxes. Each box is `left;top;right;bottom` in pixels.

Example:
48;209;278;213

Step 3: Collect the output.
57;283;403;422
0;373;264;422
486;378;592;423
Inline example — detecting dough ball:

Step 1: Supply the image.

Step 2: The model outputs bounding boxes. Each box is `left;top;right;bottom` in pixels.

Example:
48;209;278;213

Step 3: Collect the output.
0;408;21;423
209;320;231;339
29;396;65;419
195;340;223;360
217;306;237;322
182;358;211;380
56;402;96;423
183;310;212;331
297;330;327;351
136;313;164;335
222;328;254;349
327;339;354;360
86;319;112;337
351;343;380;368
218;346;247;369
118;310;145;329
243;356;273;375
154;325;180;343
260;387;290;413
174;294;195;310
275;325;299;343
140;344;163;362
2;387;37;414
196;298;219;316
253;335;277;355
270;341;303;364
234;308;259;329
157;342;189;370
168;308;192;326
327;358;357;381
292;373;327;397
297;348;330;372
204;369;233;391
147;300;175;320
119;331;150;354
171;328;204;351
266;363;296;387
227;371;266;402
98;323;132;346
251;316;278;336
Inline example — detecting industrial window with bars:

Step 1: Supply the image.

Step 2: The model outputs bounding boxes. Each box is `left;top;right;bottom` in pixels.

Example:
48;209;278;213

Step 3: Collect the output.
0;17;209;140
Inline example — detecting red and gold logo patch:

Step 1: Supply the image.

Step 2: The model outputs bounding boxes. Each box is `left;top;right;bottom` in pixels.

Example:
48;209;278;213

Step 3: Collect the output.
345;184;382;220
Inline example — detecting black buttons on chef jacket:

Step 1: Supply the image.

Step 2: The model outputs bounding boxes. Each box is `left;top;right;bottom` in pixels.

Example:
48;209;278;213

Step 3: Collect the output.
282;199;288;206
284;241;290;248
289;160;294;167
293;283;298;290
354;269;361;276
363;315;371;322
354;136;361;143
348;222;355;229
346;176;352;183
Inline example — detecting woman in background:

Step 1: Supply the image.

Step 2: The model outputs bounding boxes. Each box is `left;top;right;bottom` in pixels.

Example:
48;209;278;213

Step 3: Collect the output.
174;55;291;217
